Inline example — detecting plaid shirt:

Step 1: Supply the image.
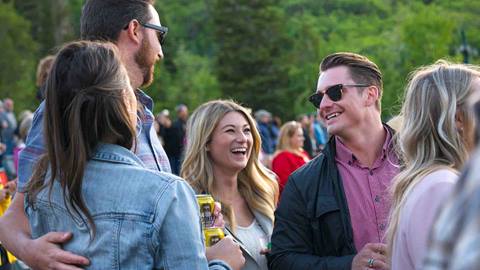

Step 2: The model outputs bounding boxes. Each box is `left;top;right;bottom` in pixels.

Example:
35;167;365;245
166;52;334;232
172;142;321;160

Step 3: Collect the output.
17;90;171;192
423;147;480;270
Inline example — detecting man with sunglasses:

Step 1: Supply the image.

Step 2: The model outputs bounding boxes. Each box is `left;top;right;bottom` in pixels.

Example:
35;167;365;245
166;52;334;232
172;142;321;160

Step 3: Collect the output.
269;52;398;270
0;1;243;270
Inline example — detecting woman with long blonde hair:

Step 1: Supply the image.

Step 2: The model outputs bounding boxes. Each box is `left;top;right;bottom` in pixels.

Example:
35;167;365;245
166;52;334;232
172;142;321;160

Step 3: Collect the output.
181;100;278;270
271;121;310;195
387;61;480;269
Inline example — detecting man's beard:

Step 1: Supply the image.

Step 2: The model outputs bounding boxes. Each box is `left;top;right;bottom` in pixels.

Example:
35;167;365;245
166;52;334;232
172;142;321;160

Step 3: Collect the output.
134;38;156;87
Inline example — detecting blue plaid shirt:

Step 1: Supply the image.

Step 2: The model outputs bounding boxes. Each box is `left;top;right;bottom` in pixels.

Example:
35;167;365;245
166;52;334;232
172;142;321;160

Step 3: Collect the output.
17;90;171;192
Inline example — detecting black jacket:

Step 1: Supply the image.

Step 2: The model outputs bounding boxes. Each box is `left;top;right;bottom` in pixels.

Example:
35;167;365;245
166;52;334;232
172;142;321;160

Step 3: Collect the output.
269;138;356;270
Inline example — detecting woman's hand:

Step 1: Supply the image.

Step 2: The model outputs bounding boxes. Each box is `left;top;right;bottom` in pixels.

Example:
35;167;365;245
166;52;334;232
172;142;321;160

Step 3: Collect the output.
212;202;225;228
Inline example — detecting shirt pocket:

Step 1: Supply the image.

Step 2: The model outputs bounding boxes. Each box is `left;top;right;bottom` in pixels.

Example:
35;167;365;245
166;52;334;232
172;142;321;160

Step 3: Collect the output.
309;196;344;255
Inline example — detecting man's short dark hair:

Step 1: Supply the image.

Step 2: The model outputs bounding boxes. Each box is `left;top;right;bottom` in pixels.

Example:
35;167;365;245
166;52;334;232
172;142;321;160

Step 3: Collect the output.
81;0;155;42
320;52;383;110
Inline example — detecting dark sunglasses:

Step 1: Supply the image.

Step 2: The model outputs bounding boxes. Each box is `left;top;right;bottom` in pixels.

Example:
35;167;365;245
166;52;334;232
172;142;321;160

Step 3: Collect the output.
308;84;370;108
140;22;168;45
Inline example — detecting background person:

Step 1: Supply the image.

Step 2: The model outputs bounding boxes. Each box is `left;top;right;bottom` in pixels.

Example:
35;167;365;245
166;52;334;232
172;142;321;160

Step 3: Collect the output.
313;113;328;154
271;121;310;196
254;109;276;168
13;110;33;174
296;114;314;158
154;109;171;146
181;100;279;270
35;55;55;101
0;98;17;180
164;104;188;175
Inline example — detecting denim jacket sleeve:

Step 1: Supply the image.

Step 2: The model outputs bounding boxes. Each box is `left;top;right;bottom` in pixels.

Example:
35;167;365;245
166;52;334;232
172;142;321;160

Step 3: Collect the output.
269;174;353;270
151;177;231;270
17;102;46;192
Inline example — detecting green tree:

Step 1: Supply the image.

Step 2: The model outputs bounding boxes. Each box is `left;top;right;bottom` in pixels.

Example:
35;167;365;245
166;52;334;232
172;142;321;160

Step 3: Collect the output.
13;0;77;55
212;0;292;119
0;2;38;112
146;44;221;113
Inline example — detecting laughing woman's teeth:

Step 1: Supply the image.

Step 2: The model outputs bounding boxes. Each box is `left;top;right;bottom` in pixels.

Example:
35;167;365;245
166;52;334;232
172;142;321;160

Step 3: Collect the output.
232;148;247;154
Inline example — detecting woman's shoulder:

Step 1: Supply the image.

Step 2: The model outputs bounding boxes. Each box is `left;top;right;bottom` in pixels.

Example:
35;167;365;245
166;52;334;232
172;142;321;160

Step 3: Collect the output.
273;150;292;158
273;150;304;160
418;168;458;189
406;168;458;205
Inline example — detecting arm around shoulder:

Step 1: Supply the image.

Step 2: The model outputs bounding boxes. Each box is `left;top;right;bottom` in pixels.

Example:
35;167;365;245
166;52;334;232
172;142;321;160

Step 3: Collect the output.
0;193;89;269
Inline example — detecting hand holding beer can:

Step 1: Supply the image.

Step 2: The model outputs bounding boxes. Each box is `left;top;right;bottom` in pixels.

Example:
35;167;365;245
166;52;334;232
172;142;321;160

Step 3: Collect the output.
196;194;215;228
204;227;225;247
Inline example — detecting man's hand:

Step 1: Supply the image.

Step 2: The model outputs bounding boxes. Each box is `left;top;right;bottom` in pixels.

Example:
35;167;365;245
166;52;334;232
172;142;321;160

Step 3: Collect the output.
352;243;389;270
5;180;16;195
206;237;245;270
25;232;90;270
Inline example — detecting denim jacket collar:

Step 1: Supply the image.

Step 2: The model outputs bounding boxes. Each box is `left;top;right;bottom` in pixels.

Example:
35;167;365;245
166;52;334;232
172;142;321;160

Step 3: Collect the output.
92;143;146;168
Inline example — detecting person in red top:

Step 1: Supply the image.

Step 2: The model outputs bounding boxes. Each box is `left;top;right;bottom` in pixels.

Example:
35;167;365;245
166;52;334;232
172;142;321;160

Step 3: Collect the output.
271;121;310;195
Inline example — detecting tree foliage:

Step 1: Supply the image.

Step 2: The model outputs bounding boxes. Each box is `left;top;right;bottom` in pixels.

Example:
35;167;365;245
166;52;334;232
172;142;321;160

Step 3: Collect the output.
0;2;38;112
2;0;480;119
212;0;291;118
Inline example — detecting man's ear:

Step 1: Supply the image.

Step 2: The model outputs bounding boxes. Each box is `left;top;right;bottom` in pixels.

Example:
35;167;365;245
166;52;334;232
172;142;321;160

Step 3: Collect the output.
364;85;379;107
123;20;142;46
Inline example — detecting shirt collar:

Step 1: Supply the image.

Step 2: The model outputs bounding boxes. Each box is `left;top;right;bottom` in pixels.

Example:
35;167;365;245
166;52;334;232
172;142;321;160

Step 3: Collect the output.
335;125;393;166
92;143;146;168
135;88;153;111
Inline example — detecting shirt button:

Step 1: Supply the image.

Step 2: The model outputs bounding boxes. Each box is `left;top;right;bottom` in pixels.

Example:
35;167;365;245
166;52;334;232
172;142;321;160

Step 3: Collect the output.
374;195;381;203
379;224;385;231
348;161;352;166
369;170;374;176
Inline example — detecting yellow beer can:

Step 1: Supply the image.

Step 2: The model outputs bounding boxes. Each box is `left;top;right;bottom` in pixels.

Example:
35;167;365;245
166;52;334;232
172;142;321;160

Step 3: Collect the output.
204;227;224;247
196;194;215;228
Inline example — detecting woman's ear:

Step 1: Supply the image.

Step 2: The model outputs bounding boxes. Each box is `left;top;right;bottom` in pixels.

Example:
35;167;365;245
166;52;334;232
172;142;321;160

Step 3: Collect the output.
455;110;465;132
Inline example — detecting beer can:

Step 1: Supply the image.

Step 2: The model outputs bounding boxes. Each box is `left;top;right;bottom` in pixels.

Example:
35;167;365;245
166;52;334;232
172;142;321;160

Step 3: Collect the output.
204;227;224;247
196;194;215;228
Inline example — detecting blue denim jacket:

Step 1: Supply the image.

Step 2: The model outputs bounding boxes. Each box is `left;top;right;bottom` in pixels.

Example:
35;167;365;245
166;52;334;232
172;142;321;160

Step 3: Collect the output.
17;90;171;192
25;144;231;270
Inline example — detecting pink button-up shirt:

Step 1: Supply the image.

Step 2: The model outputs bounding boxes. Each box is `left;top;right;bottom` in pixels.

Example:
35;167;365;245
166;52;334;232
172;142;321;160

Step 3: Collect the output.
335;127;399;251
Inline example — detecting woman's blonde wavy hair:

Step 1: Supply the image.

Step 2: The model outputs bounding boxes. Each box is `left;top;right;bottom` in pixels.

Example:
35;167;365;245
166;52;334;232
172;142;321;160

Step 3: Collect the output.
181;100;279;231
275;121;303;155
387;60;480;258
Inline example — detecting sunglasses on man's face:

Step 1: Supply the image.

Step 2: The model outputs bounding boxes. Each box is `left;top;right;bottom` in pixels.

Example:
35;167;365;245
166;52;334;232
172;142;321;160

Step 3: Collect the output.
140;22;168;45
308;84;370;109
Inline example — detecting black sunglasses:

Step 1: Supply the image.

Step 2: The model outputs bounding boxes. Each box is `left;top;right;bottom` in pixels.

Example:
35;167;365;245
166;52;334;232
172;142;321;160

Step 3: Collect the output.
140;22;168;45
308;84;370;108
